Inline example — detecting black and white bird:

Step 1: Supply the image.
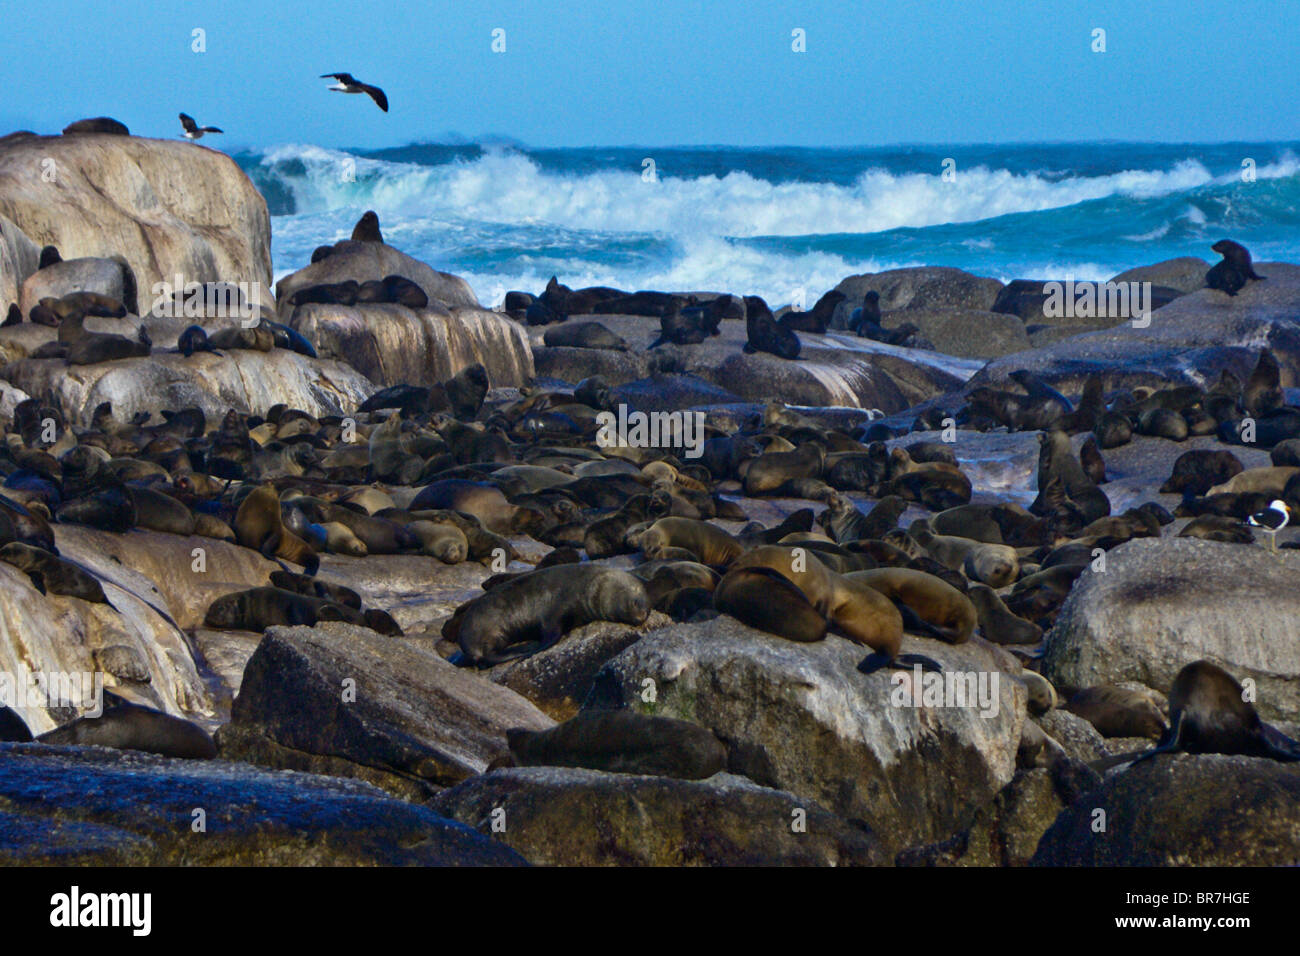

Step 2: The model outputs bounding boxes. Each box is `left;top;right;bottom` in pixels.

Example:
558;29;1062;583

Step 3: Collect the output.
320;73;388;112
1248;499;1291;552
179;113;223;140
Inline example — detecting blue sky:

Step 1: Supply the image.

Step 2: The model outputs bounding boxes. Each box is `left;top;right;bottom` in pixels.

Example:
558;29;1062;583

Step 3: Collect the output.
2;0;1296;149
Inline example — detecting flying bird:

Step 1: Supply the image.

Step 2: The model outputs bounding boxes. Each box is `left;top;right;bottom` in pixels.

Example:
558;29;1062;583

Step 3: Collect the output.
1248;499;1291;552
320;73;388;112
179;113;223;140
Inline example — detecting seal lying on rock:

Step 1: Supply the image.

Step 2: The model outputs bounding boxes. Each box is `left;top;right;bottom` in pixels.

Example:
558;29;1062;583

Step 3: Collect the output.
39;698;216;759
444;564;650;667
500;710;728;779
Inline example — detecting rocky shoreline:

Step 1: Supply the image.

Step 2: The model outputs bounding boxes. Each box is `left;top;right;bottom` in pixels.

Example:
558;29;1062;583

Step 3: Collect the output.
0;127;1297;867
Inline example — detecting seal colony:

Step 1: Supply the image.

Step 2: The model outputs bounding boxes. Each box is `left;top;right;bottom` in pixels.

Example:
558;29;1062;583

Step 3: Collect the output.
2;136;1299;866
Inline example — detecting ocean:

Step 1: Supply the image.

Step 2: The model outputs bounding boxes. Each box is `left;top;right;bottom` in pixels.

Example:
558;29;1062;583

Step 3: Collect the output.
236;141;1300;307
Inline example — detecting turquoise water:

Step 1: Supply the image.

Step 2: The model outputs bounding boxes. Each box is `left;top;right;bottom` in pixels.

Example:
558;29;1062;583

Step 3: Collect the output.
236;141;1300;305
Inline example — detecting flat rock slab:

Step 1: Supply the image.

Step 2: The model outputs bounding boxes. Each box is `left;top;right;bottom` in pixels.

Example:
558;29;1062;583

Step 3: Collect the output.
0;744;525;865
430;767;887;866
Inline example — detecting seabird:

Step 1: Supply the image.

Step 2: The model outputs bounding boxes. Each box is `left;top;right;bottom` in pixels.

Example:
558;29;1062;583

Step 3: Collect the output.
1248;499;1291;552
320;73;388;112
179;113;223;140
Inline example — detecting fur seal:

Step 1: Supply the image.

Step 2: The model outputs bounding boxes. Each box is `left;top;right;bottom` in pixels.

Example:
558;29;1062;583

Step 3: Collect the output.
203;586;366;631
38;700;216;759
743;296;801;360
1205;239;1264;296
178;324;219;357
351;209;384;241
779;289;844;334
0;543;112;606
967;582;1045;642
542;321;629;351
844;566;976;644
504;710;727;779
207;325;274;351
38;245;62;270
1064;685;1168;739
446;363;489;420
444;564;650;666
1130;660;1300;763
233;484;320;574
724;545;939;672
1160;449;1244;496
637;517;743;567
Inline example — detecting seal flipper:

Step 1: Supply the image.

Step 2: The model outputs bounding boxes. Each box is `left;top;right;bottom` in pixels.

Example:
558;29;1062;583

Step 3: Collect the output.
1127;711;1184;767
857;652;942;675
1260;722;1300;762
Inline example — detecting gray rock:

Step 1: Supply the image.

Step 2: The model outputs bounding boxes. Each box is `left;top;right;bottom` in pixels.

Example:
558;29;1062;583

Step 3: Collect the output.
1;348;375;427
276;239;479;311
1036;708;1108;763
1031;754;1300;865
883;308;1030;359
589;615;1025;855
0;744;525;865
289;301;533;389
19;256;136;316
430;767;886;866
972;264;1300;393
1043;537;1300;722
897;768;1066;866
830;267;1004;324
488;612;672;720
1110;257;1211;295
217;623;555;800
0;213;39;314
0;135;271;308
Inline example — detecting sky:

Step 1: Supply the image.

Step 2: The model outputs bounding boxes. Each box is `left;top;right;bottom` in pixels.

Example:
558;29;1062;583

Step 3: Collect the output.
1;0;1297;150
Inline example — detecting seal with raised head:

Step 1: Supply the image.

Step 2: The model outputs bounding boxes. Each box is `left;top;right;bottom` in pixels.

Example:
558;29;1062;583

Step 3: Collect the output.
233;484;320;574
444;564;651;666
351;210;384;242
504;710;727;779
743;295;801;360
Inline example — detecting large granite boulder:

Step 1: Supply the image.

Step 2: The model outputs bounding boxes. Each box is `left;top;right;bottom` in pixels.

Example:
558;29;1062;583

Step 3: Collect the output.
0;213;39;312
971;264;1300;393
0;134;270;304
430;767;886;866
19;256;137;315
1031;754;1300;866
1;349;376;427
829;267;1005;323
1043;537;1300;722
275;239;479;312
543;313;977;412
0;527;226;736
289;301;533;389
0;744;525;866
217;623;555;801
589;616;1025;855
